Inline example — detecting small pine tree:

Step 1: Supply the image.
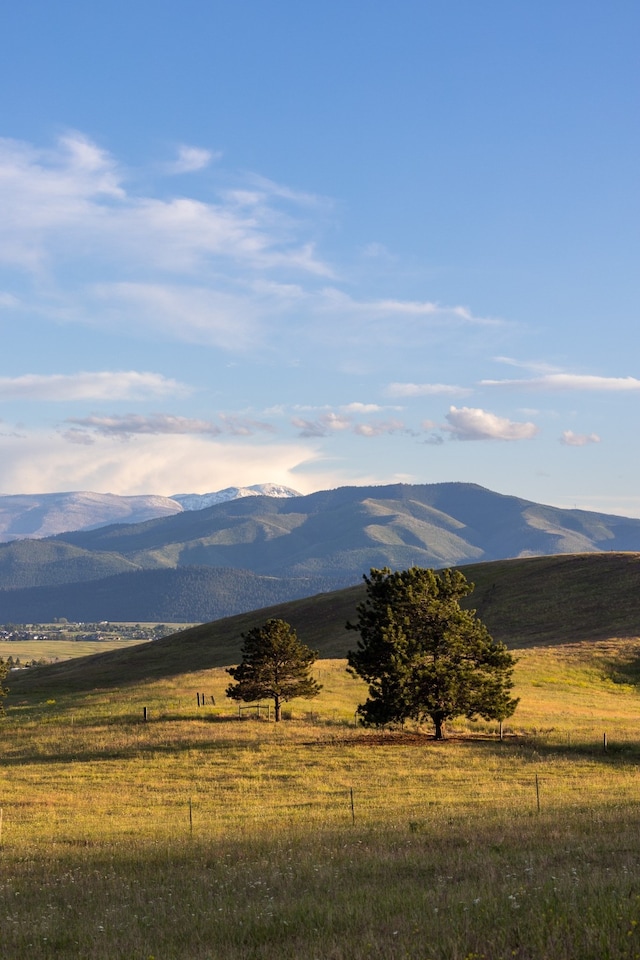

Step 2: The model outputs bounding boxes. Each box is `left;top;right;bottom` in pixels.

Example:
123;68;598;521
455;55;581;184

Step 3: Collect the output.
226;618;322;721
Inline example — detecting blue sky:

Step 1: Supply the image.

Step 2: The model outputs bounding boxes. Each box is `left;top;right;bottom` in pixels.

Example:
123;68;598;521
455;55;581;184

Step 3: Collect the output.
1;1;639;514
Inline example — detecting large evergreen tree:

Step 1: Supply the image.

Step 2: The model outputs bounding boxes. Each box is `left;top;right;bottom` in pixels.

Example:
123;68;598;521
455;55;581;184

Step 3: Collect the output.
226;618;322;721
347;567;518;739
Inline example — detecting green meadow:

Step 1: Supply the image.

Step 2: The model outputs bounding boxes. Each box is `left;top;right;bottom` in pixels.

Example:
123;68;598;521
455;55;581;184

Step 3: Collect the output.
3;635;640;959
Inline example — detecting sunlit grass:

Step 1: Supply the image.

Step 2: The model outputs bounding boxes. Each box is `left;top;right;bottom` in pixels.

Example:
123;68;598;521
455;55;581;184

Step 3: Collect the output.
2;640;640;958
0;639;147;661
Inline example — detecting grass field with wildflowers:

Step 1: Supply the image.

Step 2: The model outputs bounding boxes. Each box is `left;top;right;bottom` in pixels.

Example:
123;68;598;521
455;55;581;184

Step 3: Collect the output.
2;640;640;958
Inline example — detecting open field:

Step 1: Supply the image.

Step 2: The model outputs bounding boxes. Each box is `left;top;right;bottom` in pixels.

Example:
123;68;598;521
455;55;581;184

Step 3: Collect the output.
0;639;148;662
3;639;640;958
0;623;198;665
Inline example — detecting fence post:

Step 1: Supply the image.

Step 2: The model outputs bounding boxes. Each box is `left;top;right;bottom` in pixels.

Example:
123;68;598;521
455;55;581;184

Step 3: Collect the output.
350;787;355;825
143;706;148;722
535;774;541;813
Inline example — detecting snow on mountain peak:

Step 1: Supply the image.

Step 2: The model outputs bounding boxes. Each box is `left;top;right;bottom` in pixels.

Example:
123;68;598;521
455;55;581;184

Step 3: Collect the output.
169;484;301;511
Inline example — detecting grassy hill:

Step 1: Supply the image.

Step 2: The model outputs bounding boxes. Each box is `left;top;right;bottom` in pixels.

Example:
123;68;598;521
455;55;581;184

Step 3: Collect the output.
9;551;640;697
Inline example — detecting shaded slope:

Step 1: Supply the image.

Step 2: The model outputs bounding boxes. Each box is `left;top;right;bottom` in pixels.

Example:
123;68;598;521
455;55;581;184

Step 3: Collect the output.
0;567;349;624
0;538;141;589
9;552;640;697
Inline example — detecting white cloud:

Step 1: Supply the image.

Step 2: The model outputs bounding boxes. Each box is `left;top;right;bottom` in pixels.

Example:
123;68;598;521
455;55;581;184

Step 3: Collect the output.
482;374;640;391
342;402;384;413
292;412;351;437
444;406;539;441
386;382;471;398
167;145;220;174
0;371;187;401
354;418;404;437
560;430;601;446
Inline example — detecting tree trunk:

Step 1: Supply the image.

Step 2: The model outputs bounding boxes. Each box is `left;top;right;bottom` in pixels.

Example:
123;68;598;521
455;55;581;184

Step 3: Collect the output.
433;714;446;740
274;696;281;722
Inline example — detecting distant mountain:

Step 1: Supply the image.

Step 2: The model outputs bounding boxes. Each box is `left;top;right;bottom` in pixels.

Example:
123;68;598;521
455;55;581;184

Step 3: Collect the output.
2;481;640;623
0;484;301;542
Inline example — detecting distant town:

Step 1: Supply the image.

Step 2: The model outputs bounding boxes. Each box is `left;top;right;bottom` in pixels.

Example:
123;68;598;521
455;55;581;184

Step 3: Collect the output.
0;621;177;643
0;621;181;668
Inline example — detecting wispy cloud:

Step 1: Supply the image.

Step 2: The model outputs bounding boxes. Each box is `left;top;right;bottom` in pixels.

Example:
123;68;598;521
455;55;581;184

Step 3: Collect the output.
482;374;640;391
65;413;223;439
166;145;220;174
0;371;187;401
354;418;404;437
386;382;471;398
492;356;561;374
443;406;539;441
65;411;276;441
0;132;332;286
0;131;506;363
291;410;405;438
560;430;601;446
342;402;384;413
291;413;352;438
90;283;262;350
318;288;500;326
218;414;276;436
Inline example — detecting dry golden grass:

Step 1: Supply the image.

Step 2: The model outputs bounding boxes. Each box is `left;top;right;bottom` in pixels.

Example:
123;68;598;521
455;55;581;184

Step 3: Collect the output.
2;640;640;958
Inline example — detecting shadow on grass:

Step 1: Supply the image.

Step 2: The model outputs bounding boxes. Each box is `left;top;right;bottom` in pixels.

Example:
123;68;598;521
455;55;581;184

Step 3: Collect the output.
5;724;640;769
600;648;640;686
0;733;248;767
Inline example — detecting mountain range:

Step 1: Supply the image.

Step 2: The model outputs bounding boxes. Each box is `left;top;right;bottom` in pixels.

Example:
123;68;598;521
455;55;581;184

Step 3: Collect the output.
2;481;640;623
0;484;300;542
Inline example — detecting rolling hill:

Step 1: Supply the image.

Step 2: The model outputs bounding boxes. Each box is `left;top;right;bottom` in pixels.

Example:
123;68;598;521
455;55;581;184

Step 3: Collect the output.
2;482;640;623
8;552;640;696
